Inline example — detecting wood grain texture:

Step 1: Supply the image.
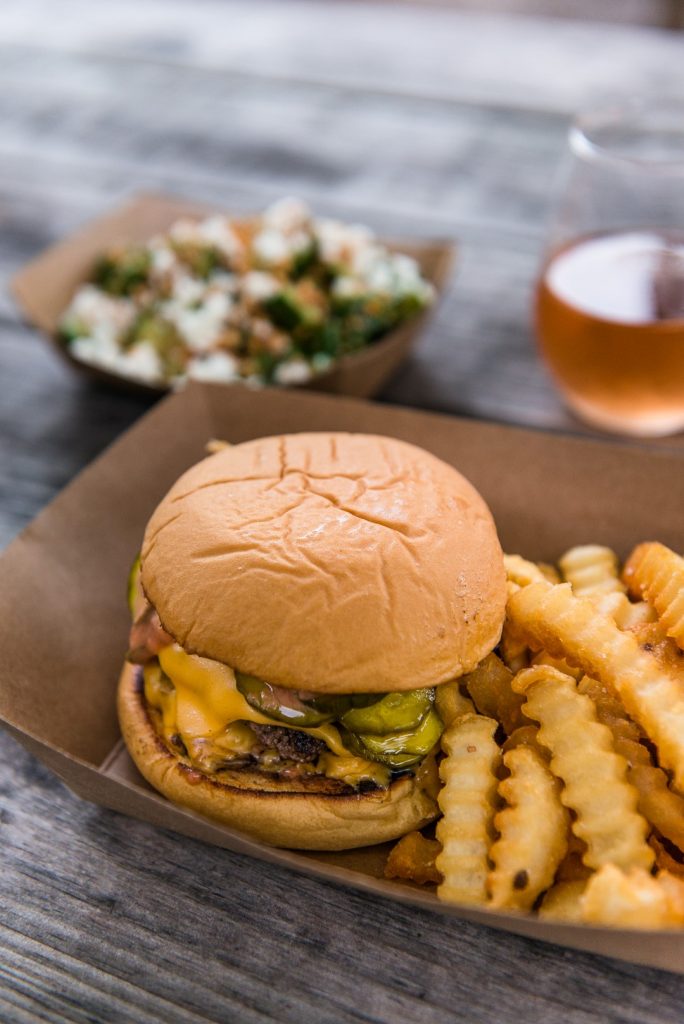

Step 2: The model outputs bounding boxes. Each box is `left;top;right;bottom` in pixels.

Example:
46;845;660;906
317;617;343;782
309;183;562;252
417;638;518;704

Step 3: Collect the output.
1;2;684;1020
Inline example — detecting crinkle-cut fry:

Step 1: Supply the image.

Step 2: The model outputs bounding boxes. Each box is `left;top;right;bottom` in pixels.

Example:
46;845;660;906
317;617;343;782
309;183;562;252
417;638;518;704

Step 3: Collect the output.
623;542;684;650
205;438;232;453
537;562;561;585
650;834;684;880
384;831;442;886
595;590;657;630
555;836;592;883
512;666;653;872
501;725;548;760
499;620;529;673
658;871;684;919
436;714;500;906
507;582;684;793
560;545;626;598
530;649;582;680
488;747;569;910
539;880;587;922
504;554;551;589
434;680;475;726
578;676;684;851
629;622;684;682
461;653;526;734
581;866;684;929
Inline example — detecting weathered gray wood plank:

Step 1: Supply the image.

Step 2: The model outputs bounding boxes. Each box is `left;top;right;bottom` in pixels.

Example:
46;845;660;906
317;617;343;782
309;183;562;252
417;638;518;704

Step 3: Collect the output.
1;0;683;112
3;731;684;1024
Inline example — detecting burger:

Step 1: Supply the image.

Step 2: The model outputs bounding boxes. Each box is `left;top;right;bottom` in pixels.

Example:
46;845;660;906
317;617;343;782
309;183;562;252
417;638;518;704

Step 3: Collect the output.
118;432;506;850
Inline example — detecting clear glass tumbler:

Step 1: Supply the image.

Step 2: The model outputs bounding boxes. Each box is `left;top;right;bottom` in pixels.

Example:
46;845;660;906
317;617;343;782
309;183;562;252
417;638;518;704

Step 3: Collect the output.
534;99;684;436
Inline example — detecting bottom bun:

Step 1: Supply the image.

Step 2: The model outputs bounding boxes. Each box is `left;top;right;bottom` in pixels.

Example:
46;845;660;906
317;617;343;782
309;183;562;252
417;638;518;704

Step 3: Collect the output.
117;662;440;851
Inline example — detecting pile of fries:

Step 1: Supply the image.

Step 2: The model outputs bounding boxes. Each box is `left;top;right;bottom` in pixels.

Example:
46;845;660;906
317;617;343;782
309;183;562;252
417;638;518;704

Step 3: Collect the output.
385;541;684;929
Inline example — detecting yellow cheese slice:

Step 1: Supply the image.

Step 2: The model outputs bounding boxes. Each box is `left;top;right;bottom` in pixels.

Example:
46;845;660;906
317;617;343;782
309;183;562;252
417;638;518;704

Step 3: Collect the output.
159;645;355;753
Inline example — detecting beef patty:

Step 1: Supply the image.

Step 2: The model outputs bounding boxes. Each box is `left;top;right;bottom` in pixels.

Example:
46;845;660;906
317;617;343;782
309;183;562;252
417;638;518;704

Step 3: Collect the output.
251;723;326;763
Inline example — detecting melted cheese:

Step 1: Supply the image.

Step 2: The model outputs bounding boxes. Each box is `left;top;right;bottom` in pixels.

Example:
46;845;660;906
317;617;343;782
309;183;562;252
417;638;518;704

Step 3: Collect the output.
318;752;389;789
152;645;381;784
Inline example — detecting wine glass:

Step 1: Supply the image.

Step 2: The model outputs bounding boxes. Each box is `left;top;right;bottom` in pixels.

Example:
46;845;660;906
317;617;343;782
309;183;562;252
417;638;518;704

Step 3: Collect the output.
534;99;684;437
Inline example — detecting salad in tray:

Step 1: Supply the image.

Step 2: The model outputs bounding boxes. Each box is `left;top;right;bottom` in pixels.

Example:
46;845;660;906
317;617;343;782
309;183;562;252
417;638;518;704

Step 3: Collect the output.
59;198;435;388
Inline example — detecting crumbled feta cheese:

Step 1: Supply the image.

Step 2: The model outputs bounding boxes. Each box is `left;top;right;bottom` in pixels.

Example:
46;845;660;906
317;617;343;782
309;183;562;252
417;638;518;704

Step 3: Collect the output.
168;218;202;244
172;275;207;307
198;216;244;259
315;218;374;266
182;293;231;352
289;229;312;256
365;261;395;294
187;351;240;383
332;276;363;299
119;342;165;384
70;332;162;384
252;228;290;267
69;285;135;333
149;245;176;275
241;271;279;302
273;358;313;386
263;197;311;234
70;334;117;370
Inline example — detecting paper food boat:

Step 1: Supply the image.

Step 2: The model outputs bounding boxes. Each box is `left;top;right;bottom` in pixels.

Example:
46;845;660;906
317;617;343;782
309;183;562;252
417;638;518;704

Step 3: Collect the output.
1;384;682;974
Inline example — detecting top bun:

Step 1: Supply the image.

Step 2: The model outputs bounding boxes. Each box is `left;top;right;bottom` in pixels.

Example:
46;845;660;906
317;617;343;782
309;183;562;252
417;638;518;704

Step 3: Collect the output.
141;433;506;693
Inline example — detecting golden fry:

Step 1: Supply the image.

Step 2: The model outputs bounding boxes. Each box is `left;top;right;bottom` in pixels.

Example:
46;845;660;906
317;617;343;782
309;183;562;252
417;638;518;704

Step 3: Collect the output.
501;725;548;760
658;871;684;919
499;618;529;674
650;834;684;880
488;747;569;910
530;649;582;680
537;563;561;585
435;714;500;906
629;621;684;681
504;554;551;589
462;653;526;734
555;833;592;883
539;880;587;922
595;591;656;630
559;544;625;598
513;666;653;872
578;676;684;851
623;542;684;650
434;680;475;726
205;439;232;454
507;582;684;792
581;865;684;929
385;831;442;886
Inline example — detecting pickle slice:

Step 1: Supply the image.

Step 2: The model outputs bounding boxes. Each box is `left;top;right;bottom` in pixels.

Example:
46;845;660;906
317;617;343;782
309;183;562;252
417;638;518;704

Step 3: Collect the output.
127;554;145;619
341;688;433;735
235;672;334;727
346;708;444;769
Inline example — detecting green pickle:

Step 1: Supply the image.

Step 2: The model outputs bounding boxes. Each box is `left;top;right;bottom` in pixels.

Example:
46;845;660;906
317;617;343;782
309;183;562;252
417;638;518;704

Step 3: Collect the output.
340;688;433;735
346;708;443;770
127;554;143;618
235;672;334;727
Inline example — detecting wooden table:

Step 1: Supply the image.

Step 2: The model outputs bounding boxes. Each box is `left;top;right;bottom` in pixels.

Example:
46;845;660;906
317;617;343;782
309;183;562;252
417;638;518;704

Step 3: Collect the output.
2;3;684;1021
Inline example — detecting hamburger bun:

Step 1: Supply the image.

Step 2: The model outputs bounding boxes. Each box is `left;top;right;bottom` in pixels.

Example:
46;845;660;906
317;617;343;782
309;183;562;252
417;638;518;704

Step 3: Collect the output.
141;432;506;693
118;661;440;850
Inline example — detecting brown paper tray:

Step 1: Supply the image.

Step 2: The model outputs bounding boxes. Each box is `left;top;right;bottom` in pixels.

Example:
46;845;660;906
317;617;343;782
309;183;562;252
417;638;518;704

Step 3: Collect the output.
1;383;683;974
11;192;454;399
